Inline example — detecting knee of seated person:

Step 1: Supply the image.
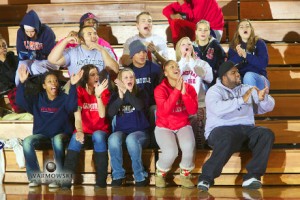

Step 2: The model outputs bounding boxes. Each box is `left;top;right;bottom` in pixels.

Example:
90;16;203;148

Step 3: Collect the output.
92;131;106;141
108;134;122;147
259;127;275;142
243;72;257;84
125;134;140;147
23;136;34;147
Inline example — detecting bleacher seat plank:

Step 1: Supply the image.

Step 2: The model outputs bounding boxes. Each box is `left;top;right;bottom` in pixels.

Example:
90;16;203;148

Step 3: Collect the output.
240;0;300;20
268;67;300;91
0;1;237;25
4;149;42;172
4;149;300;185
5;22;228;47
256;120;300;144
0;0;49;5
0;121;32;139
259;94;300;118
169;149;300;174
228;21;300;43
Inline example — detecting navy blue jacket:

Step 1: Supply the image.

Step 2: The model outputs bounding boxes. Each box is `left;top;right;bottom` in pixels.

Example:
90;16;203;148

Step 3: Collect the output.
228;39;268;78
128;60;162;106
193;38;226;87
108;90;149;134
16;83;77;138
17;10;56;61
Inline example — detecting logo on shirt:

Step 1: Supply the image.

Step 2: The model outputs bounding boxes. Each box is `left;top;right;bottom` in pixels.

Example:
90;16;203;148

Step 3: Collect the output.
40;107;58;113
172;99;186;113
23;41;43;51
83;103;98;111
136;77;151;84
206;48;214;60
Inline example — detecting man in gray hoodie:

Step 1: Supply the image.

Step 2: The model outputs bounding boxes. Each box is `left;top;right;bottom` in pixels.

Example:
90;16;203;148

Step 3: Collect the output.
197;61;275;191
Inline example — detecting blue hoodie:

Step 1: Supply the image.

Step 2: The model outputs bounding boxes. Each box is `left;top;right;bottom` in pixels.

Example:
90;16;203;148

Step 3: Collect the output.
228;39;269;79
17;10;56;61
16;83;78;138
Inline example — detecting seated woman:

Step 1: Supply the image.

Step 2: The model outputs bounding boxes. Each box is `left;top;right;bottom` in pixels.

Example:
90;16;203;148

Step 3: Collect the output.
62;64;111;189
193;20;226;87
154;60;198;188
176;37;213;149
16;64;83;188
108;68;150;187
228;19;269;90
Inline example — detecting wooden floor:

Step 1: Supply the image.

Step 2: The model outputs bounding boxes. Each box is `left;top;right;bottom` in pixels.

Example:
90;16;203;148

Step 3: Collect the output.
1;184;300;199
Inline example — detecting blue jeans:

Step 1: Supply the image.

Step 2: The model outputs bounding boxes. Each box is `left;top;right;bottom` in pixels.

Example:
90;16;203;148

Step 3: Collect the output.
67;130;107;152
23;133;69;181
243;72;270;90
108;131;150;182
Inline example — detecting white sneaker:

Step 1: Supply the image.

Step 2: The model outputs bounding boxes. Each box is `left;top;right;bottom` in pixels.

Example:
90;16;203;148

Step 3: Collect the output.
197;180;210;191
49;181;60;188
242;178;262;189
28;181;40;187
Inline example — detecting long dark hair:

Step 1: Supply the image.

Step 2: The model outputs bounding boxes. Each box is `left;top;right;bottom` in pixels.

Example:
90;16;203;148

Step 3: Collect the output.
78;64;98;88
230;19;259;53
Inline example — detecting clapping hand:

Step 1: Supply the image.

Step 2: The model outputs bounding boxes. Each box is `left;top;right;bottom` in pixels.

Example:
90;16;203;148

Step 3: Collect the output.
114;79;127;99
70;69;83;85
236;44;246;58
95;79;108;98
258;81;269;101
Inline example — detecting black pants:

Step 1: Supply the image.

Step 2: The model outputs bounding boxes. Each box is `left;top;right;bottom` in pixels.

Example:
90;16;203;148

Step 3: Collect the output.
198;125;274;184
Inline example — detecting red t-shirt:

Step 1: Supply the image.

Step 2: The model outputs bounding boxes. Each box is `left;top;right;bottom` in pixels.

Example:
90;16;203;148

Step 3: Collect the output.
77;86;110;134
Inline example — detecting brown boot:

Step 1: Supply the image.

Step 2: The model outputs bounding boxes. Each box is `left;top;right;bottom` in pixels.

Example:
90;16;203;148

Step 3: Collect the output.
155;169;167;188
180;168;194;188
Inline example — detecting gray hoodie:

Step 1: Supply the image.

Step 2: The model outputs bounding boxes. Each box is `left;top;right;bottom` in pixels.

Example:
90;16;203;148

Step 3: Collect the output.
204;79;275;139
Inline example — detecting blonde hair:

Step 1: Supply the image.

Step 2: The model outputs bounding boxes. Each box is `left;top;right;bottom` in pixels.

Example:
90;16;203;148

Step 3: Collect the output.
175;37;197;62
230;19;259;53
195;20;211;44
117;68;138;94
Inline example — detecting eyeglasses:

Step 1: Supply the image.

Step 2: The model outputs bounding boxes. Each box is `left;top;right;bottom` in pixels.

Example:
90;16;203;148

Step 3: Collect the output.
0;44;7;48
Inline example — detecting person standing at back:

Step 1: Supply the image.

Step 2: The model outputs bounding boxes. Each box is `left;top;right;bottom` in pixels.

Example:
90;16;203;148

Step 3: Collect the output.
163;0;224;47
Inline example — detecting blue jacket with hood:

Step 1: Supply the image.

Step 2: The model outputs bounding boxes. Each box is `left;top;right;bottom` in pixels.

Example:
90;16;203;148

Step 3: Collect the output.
16;10;56;61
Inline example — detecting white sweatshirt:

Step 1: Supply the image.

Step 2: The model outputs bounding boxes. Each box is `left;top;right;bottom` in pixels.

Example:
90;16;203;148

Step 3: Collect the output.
178;57;213;108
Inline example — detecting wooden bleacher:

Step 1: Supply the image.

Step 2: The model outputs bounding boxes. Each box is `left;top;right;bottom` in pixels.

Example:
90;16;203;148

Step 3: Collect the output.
1;0;300;186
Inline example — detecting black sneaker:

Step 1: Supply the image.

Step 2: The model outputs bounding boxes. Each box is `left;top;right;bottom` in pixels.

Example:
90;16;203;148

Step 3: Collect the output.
111;178;124;187
135;178;149;187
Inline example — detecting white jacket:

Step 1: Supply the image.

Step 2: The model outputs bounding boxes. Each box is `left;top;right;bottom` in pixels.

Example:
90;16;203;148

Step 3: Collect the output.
178;57;213;108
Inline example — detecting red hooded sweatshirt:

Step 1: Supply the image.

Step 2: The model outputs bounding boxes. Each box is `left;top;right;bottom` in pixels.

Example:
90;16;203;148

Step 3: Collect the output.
163;0;224;30
154;78;198;130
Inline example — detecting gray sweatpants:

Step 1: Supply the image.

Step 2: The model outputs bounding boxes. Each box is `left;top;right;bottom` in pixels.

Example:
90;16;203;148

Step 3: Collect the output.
155;125;195;172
